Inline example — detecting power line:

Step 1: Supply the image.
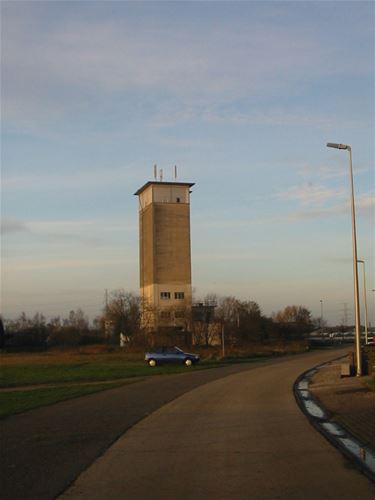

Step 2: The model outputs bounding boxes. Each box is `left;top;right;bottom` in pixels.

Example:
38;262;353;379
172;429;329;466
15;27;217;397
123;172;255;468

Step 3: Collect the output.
339;302;351;327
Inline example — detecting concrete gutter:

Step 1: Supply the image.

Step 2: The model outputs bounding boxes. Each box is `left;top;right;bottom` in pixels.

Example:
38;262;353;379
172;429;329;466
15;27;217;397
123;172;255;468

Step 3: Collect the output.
294;359;375;483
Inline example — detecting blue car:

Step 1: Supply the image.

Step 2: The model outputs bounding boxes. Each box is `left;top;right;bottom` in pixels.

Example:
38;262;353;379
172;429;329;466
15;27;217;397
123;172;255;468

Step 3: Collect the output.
145;346;199;367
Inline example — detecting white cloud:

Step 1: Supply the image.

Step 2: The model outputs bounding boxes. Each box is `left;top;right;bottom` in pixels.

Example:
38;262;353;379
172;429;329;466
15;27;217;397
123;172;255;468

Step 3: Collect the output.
149;103;358;130
286;192;374;221
28;219;136;246
5;256;136;272
275;179;374;222
0;216;30;234
194;252;258;263
298;162;372;180
2;165;142;193
278;184;346;206
1;217;137;251
29;219;135;234
357;193;375;218
4;5;370;129
5;18;315;95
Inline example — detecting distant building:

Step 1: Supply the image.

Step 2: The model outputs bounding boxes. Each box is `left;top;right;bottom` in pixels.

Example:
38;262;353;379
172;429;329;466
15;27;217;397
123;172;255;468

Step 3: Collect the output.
134;180;194;332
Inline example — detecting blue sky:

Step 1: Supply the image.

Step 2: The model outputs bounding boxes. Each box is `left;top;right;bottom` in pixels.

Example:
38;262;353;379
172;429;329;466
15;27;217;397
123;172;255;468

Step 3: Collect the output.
1;1;374;325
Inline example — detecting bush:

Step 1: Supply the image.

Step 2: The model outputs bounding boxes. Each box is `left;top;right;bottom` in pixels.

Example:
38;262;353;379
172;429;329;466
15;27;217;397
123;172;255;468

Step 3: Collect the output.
78;333;105;346
47;327;80;347
5;328;48;349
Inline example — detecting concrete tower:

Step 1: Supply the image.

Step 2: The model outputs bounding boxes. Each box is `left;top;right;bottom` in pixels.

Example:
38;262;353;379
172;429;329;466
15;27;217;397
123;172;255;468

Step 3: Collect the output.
135;180;194;331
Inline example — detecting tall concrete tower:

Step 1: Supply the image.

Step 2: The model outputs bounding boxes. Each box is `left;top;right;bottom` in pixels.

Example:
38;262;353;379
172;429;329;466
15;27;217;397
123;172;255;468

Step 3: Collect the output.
135;180;194;331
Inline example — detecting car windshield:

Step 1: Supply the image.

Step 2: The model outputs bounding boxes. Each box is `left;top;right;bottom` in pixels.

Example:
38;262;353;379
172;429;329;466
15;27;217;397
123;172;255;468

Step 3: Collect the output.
173;347;184;353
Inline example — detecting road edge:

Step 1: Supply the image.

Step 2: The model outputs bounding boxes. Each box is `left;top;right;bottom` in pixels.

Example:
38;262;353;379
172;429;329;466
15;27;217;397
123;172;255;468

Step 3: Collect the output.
293;356;375;484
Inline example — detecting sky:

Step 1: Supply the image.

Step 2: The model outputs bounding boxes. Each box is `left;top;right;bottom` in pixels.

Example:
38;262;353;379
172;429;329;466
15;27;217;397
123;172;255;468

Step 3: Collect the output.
1;0;374;326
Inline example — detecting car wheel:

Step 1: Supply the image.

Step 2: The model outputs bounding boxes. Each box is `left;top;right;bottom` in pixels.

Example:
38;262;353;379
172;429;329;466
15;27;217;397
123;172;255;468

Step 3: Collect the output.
148;359;157;367
184;358;193;367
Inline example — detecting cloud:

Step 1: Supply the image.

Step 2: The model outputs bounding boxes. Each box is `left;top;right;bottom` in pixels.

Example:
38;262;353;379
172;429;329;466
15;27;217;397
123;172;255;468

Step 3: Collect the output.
194;252;258;262
2;165;142;193
29;219;135;234
323;256;352;265
27;219;136;246
356;193;375;218
0;217;30;234
286;192;374;222
6;256;136;272
5;17;315;95
298;162;372;180
278;184;346;206
275;178;374;222
149;103;358;131
4;3;371;130
1;217;136;250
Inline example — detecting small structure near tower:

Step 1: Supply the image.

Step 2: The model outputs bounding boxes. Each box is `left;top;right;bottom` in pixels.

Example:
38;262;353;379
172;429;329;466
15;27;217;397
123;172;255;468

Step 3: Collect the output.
134;175;195;341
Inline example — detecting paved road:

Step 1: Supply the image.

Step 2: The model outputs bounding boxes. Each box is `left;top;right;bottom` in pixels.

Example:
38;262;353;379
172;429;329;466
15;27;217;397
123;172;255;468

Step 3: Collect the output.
0;355;303;500
61;348;374;499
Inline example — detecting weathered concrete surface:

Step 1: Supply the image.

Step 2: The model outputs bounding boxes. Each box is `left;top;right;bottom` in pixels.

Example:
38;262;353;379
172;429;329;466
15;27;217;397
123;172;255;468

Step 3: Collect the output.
61;348;374;500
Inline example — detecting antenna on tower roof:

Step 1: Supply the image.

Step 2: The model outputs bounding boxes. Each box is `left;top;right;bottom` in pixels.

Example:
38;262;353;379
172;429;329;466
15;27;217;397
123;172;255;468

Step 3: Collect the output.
159;169;163;182
174;165;177;180
154;164;157;180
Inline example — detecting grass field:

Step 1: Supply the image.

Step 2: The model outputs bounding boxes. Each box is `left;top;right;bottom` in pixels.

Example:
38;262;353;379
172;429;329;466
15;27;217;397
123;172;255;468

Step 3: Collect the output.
0;359;194;387
0;381;134;418
0;343;306;418
0;350;210;417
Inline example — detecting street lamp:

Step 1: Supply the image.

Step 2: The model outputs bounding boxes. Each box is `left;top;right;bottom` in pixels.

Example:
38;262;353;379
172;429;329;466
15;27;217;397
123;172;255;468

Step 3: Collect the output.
357;259;369;345
221;323;225;359
320;300;324;330
327;142;362;376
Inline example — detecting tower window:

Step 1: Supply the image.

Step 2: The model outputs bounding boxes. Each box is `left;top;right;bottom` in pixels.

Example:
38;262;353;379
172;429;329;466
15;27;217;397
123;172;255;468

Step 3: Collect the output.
174;292;184;299
176;197;180;203
160;311;171;319
160;292;171;299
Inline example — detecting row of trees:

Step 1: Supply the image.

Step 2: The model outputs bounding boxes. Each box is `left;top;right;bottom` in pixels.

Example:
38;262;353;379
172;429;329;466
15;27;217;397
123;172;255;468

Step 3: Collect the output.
193;296;314;346
2;309;100;348
2;289;318;349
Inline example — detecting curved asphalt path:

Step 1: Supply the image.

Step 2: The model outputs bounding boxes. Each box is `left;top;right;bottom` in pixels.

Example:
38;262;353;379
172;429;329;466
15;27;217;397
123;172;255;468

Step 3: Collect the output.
61;347;374;500
1;355;296;500
2;348;373;499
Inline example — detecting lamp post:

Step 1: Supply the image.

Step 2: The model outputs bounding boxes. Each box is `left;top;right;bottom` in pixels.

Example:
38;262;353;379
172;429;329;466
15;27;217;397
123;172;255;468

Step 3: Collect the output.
327;143;362;376
221;323;225;359
357;259;369;345
320;299;324;330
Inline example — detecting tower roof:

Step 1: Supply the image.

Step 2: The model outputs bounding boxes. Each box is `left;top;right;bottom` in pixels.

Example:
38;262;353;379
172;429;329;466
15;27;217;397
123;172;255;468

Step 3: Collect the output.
134;181;195;196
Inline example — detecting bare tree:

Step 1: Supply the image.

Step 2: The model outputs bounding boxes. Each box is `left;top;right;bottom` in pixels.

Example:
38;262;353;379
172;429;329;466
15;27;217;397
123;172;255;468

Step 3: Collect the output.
215;297;265;343
272;305;313;339
63;309;89;333
274;305;312;325
105;290;140;341
192;294;218;346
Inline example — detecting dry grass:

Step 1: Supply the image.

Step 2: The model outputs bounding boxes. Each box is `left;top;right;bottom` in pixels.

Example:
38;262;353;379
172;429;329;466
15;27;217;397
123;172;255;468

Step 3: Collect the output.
0;345;143;366
0;341;308;417
1;340;307;366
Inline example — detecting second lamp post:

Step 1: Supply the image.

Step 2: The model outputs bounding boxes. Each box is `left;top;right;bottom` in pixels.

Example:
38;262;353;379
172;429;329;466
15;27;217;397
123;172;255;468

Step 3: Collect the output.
327;142;362;376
